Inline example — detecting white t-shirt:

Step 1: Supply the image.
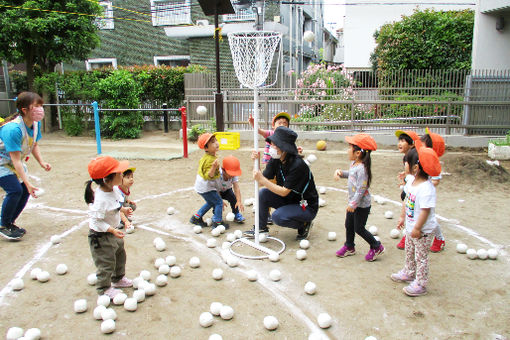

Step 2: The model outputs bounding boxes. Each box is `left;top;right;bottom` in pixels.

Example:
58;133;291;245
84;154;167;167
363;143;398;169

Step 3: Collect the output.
404;176;438;234
216;168;239;192
88;187;123;232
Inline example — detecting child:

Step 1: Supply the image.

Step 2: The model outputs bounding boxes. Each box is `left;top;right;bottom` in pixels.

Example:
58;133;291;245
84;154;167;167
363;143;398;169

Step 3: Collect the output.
249;111;291;165
391;146;441;297
115;168;136;232
218;155;245;223
334;134;384;262
189;133;229;229
84;156;133;298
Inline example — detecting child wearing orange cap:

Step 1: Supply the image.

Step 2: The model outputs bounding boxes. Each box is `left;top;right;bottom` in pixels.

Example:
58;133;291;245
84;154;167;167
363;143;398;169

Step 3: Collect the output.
217;156;245;223
334;133;384;262
84;156;134;298
391;146;441;297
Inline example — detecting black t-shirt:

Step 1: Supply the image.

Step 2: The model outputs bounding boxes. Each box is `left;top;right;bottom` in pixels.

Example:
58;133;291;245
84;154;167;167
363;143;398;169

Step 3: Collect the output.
263;156;319;212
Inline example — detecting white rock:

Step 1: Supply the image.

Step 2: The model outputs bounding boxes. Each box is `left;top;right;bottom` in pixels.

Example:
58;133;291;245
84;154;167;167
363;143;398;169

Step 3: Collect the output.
56;264;68;275
244;198;254;206
299;239;310;249
124;297;138;311
327;231;337;241
189;257;201;268
477;249;488;260
207;238;217;248
390;229;400;239
296;249;307;260
247;270;258;282
212;268;223;280
101;307;117;321
50;235;61;244
304;281;317;295
140;270;151;281
155;239;166;251
159;264;170;275
211;227;221;237
144;283;156;296
318;198;326;207
209;334;222;340
318;186;326;194
154;258;166;269
153;237;163;246
456;243;468;254
488;248;499;260
11;278;24;291
226;212;235;222
24;328;41;340
112;293;127;305
199;312;214;327
220;305;234;320
101;319;115;334
384;211;394;219
37;271;50;283
166;207;176;215
210;302;223;316
206;218;213;226
263;315;279;330
165;255;177;266
170;266;182;278
234;229;243;238
6;327;24;340
93;305;107;320
74;299;88;313
317;313;332;328
133;289;145;302
193;225;202;234
87;273;97;285
368;226;378;236
97;295;110;307
269;269;281;282
268;252;279;262
227;256;239;268
226;233;236;242
466;248;477;259
30;268;42;280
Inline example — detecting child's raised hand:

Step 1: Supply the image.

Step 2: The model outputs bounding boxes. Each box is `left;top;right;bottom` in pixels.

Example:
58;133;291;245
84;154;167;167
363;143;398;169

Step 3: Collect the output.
248;115;254;127
333;169;342;181
251;150;260;161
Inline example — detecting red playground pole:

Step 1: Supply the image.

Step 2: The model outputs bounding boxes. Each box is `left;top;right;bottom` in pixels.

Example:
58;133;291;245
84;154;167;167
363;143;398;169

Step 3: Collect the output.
179;106;188;158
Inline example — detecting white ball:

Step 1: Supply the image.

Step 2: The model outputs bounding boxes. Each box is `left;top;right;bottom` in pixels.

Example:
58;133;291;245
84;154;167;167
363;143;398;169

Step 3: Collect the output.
217;225;226;234
37;271;50;283
170;266;182;278
263;315;279;330
317;312;332;328
226;212;235;222
11;278;24;291
268;252;279;262
318;198;326;207
144;283;156;296
132;277;144;289
227;256;239;268
318;186;326;194
155;240;166;251
97;295;110;307
226;233;236;242
220;305;234;320
390;229;400;239
93;305;107;320
477;249;488;260
6;327;24;340
365;337;378;340
384;211;394;219
166;207;176;215
101;319;115;334
153;237;163;246
165;255;177;266
488;248;499;260
374;195;385;205
209;335;222;340
247;270;258;282
50;235;61;244
466;248;477;259
212;268;223;280
234;229;243;238
307;154;317;164
193;225;202;234
113;293;127;305
87;273;97;285
140;270;151;281
74;299;88;313
159;264;170;275
206;218;213;226
303;30;315;42
327;231;337;241
456;243;468;254
199;312;214;327
54;263;67;275
196;105;208;115
133;289;145;302
368;226;378;236
296;249;307;260
30;268;42;280
259;232;268;243
210;302;223;316
222;241;231;250
189;257;201;268
207;238;217;248
269;269;281;281
154;258;166;269
299;239;310;249
124;297;138;311
211;228;221;237
101;307;117;321
304;281;317;295
244;198;254;206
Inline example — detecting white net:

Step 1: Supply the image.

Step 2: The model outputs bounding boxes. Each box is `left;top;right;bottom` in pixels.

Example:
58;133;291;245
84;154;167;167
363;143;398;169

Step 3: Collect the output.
228;31;282;89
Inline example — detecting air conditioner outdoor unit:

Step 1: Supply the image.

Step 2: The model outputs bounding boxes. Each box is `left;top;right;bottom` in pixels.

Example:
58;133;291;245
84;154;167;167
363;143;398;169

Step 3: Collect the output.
196;20;209;26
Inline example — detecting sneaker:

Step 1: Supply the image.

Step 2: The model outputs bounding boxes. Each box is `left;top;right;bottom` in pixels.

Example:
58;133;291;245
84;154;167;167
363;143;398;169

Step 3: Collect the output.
0;226;23;241
112;276;133;288
103;287;123;299
267;215;273;225
397;235;406;250
234;213;245;223
390;270;415;283
9;223;26;235
430;237;445;252
336;245;356;257
189;215;207;228
296;221;313;240
365;244;385;262
403;281;427;297
243;226;269;238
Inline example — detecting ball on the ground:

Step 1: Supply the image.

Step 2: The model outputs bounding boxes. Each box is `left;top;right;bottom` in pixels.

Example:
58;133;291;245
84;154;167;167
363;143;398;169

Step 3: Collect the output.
55;262;68;274
189;257;200;268
210;302;223;316
140;270;151;281
296;249;307;260
384;211;394;219
207;238;217;248
209;334;222;340
316;140;327;151
263;315;279;330
50;235;61;244
113;293;127;305
227;256;239;268
390;229;400;239
226;212;235;222
159;264;170;274
318;186;326;194
123;297;137;312
6;327;24;340
74;299;88;313
101;319;115;334
132;277;144;289
97;295;110;307
11;278;24;291
244;198;254;206
217;225;226;234
368;226;378;236
247;270;258;282
374;196;385;205
25;328;42;340
299;239;310;249
488;248;498;260
307;154;317;164
221;241;230;249
303;30;315;42
170;266;182;278
30;268;42;280
37;271;50;283
211;228;221;237
94;305;107;320
318;198;326;207
259;233;268;243
155;239;166;251
304;281;317;295
165;255;176;266
199;312;214;327
166;207;176;215
365;337;378;340
87;273;97;285
193;225;202;234
456;243;468;254
317;313;332;328
133;289;145;303
101;307;117;321
269;269;281;281
196;105;208;115
268;252;279;262
212;268;223;280
226;233;236;242
477;249;488;260
153;237;163;246
156;274;168;287
220;305;234;320
327;231;337;241
34;188;45;197
466;248;477;259
144;283;156;296
234;229;243;238
154;258;165;269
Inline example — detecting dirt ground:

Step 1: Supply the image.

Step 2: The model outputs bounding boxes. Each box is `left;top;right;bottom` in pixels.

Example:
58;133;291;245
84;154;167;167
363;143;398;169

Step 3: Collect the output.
0;130;509;340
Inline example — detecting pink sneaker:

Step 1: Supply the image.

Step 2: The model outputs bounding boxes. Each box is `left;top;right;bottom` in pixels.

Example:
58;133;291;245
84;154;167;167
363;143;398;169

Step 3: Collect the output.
390;270;415;283
403;281;427;297
104;287;122;299
365;244;384;262
336;245;356;257
112;276;133;288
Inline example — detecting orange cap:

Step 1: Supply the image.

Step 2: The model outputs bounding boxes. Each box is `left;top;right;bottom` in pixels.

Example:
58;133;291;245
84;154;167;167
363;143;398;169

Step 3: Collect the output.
197;133;215;149
425;127;445;157
272;112;291;127
222;155;242;176
345;133;377;151
395;130;419;142
417;146;441;177
88;156;130;180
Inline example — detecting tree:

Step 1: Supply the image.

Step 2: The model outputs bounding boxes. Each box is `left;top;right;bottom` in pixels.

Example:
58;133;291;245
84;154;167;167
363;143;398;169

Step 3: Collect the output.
370;9;474;71
0;0;102;90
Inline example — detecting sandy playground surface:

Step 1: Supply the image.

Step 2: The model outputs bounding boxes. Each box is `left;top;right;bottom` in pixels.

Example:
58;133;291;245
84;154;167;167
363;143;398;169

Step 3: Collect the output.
0;131;509;339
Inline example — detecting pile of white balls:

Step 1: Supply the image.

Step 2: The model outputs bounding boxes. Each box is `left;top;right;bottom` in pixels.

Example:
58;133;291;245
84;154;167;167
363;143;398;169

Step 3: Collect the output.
199;302;235;328
457;243;498;260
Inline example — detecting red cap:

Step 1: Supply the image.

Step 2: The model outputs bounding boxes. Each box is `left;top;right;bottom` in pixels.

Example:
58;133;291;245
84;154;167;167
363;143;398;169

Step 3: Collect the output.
417;146;441;177
395;130;419;142
197;133;215;149
345;133;377;151
88;156;130;180
425;127;445;157
222;155;242;176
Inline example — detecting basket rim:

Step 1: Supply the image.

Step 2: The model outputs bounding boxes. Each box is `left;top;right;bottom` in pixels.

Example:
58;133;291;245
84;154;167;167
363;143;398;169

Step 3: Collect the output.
227;31;281;38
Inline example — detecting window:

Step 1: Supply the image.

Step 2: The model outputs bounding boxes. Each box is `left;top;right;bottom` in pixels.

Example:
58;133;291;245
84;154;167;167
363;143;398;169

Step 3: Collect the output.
85;58;117;71
151;0;191;26
154;56;190;67
96;1;114;30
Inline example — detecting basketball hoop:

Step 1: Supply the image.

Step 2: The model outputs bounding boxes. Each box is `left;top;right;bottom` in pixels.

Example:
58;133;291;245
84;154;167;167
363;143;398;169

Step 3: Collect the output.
228;31;285;259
